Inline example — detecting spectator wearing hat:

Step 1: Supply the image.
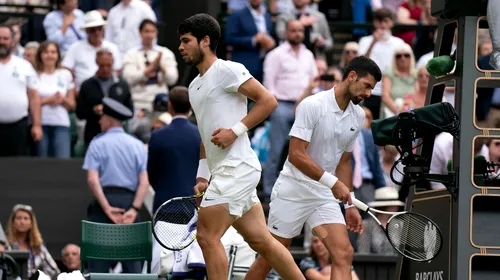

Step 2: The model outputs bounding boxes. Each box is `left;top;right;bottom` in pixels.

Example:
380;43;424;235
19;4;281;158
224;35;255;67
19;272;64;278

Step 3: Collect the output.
147;86;200;273
83;97;149;273
43;0;86;55
122;19;178;143
62;10;121;91
357;186;404;254
76;48;133;148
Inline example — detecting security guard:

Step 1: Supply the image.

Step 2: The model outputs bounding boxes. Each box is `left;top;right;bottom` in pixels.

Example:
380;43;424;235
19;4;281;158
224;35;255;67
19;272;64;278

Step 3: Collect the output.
83;97;149;274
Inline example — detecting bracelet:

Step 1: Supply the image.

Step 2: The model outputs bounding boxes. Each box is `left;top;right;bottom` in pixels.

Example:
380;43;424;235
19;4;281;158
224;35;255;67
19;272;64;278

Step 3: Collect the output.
131;205;141;212
345;192;356;209
197;159;211;181
231;122;248;137
318;172;338;188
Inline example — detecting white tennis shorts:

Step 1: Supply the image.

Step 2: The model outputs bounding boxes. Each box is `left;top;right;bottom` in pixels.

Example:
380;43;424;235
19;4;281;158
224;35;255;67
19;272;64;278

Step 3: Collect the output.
267;175;346;239
200;162;261;219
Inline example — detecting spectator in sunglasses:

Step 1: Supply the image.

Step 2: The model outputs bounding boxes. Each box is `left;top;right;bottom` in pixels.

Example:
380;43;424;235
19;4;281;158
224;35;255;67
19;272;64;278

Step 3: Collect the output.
6;204;60;278
336;42;359;74
381;43;417;118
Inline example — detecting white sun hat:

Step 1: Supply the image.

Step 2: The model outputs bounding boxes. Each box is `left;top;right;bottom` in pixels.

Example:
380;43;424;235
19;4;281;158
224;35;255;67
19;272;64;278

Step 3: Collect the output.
367;186;405;208
81;10;107;30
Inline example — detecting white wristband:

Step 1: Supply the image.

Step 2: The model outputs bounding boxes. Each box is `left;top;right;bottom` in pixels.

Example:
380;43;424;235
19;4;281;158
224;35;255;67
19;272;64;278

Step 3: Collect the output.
196;159;211;181
345;192;356;209
231;122;248;137
319;172;338;188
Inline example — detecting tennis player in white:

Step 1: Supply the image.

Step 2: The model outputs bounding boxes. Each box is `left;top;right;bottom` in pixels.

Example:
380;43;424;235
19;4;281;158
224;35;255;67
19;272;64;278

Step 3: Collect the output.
177;14;306;280
245;56;383;280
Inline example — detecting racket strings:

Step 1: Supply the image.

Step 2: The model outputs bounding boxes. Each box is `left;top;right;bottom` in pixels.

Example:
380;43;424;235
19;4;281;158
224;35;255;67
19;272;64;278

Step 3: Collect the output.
153;198;199;250
387;213;442;261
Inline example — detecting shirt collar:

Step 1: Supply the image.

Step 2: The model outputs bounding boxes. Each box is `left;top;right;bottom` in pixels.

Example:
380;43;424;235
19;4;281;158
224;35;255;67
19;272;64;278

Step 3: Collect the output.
248;3;266;16
107;127;125;133
172;115;188;120
282;41;306;53
329;86;353;115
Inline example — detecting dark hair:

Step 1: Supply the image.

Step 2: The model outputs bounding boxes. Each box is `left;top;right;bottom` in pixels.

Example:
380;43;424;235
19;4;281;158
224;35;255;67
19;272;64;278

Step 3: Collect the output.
35;41;62;73
0;24;13;38
374;8;394;21
169;86;191;114
342;56;382;82
177;13;221;52
139;19;157;32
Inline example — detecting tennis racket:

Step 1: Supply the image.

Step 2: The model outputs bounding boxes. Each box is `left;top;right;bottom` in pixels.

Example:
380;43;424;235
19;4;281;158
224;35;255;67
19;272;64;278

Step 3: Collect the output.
352;198;443;262
152;192;204;251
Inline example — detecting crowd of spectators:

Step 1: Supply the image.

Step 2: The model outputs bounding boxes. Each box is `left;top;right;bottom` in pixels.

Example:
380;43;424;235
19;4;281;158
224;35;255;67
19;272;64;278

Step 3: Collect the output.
0;0;498;279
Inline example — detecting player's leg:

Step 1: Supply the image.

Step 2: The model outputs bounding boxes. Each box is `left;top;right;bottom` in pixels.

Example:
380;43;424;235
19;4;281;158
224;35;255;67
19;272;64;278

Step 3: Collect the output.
196;204;234;279
244;232;293;280
234;203;305;280
308;202;354;280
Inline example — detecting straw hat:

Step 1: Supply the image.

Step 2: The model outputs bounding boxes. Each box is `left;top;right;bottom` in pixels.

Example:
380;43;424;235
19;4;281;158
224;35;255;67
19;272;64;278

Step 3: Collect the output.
81;10;107;30
368;186;405;208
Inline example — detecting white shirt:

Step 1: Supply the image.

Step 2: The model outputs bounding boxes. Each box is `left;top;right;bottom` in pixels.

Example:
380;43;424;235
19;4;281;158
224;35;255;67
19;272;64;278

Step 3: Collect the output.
429;132;454;190
0;55;39;123
358;35;404;96
188;59;261;173
105;0;157;55
62;39;122;90
279;88;365;201
122;45;179;111
37;69;75;127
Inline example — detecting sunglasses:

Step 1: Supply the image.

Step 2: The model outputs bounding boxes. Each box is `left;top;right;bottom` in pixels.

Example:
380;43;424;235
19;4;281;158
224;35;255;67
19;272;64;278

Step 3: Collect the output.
396;53;411;59
13;204;33;212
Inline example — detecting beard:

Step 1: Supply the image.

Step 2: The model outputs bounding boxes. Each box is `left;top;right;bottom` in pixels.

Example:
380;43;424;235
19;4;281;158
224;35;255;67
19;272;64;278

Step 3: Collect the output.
184;46;205;66
0;45;11;58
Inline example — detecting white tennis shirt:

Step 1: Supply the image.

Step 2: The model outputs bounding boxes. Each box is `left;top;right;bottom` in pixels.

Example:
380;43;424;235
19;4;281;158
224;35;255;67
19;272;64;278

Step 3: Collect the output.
279;87;365;200
188;59;261;173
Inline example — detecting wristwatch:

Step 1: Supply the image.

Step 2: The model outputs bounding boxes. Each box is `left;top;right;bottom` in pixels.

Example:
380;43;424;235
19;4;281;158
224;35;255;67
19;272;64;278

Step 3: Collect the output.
131;205;141;212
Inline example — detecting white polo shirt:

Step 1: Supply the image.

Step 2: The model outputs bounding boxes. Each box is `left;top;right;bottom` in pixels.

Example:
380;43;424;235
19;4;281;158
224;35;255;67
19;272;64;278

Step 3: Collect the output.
188;59;261;173
279;88;365;200
61;39;122;90
0;55;38;123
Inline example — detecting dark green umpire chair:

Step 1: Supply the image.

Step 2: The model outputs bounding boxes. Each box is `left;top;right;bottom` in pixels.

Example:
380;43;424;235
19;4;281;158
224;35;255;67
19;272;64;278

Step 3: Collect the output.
80;220;158;280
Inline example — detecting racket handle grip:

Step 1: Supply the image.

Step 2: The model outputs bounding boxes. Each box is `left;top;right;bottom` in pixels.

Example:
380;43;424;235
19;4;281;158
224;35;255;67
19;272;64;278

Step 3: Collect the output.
351;198;369;212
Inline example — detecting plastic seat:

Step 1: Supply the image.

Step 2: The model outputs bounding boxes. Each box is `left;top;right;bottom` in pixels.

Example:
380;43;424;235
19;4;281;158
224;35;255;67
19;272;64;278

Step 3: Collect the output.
80;220;157;279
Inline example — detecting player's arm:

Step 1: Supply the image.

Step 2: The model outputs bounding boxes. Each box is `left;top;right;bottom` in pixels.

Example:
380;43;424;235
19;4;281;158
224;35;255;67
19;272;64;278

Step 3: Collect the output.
195;141;210;189
238;78;278;130
336;152;353;192
288;100;351;204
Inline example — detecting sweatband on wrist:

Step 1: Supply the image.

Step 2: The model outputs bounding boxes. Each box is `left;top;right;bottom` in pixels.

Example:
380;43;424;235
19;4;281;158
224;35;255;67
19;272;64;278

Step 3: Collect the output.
231;122;248;137
345;192;356;209
319;172;338;188
197;159;211;181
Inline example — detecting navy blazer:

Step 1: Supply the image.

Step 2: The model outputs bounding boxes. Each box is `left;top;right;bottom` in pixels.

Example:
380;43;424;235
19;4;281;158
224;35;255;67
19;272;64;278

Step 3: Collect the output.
352;129;386;188
147;118;201;212
225;6;273;83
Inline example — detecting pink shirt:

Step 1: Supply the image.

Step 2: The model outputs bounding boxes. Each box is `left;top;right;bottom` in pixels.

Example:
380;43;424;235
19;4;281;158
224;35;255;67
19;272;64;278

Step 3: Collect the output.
263;41;317;101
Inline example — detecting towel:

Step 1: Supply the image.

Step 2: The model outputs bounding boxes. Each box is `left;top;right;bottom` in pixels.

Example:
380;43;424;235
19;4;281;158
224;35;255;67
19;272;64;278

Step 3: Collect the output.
57;271;85;280
163;226;256;279
172;240;206;278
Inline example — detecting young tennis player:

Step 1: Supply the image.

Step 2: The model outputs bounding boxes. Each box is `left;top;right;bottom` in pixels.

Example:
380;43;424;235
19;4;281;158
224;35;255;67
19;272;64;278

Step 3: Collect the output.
177;13;306;280
245;56;382;280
